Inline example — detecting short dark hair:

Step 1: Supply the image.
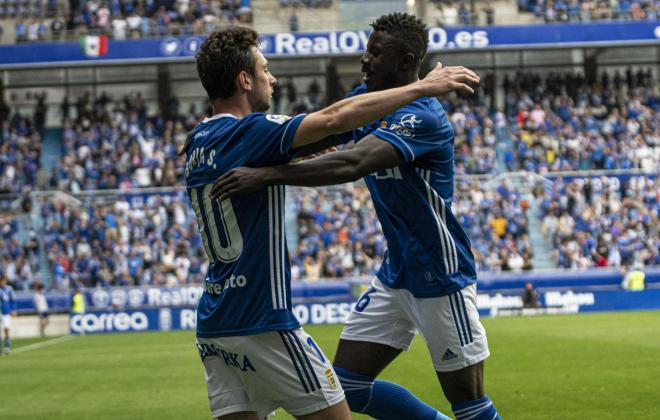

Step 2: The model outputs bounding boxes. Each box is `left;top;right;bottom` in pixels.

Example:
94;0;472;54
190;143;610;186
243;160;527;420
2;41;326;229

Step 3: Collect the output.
196;27;259;101
370;13;428;65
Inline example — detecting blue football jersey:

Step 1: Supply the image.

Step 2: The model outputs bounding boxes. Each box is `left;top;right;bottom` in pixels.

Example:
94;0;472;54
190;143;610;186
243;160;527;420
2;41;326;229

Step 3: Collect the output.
346;85;477;297
185;112;305;337
0;285;16;315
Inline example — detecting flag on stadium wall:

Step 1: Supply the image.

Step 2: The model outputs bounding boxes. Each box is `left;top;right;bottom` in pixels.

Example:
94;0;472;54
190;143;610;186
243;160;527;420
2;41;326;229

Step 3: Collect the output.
80;35;109;58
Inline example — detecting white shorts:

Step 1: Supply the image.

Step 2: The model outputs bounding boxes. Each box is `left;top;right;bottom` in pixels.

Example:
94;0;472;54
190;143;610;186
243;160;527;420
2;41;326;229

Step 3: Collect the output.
341;278;490;372
1;315;10;329
197;328;344;418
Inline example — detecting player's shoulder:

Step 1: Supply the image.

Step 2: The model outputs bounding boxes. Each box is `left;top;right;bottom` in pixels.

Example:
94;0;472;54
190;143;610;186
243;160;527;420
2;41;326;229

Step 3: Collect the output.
242;112;301;129
390;99;444;131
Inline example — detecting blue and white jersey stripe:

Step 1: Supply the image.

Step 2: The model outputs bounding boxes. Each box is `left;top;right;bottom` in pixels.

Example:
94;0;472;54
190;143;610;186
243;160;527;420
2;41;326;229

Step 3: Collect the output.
269;185;288;310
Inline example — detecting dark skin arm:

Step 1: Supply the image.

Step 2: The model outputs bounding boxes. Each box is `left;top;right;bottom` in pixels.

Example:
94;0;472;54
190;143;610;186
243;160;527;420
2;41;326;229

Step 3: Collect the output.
209;134;404;199
291;135;345;158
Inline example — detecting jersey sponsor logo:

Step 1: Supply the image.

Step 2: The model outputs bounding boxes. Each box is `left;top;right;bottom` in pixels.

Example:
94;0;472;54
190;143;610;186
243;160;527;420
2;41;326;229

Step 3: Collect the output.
204;275;248;295
388;113;423;137
370;167;403;180
400;114;423;129
70;312;149;334
266;114;292;125
196;343;256;372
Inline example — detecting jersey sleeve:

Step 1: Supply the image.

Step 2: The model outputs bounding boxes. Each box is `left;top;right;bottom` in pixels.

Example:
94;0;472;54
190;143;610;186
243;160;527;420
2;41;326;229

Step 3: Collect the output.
371;105;452;163
241;113;307;166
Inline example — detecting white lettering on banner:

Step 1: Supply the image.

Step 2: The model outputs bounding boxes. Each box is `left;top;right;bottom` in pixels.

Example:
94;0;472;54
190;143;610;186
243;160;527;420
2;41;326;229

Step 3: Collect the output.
147;286;203;307
70;312;149;334
477;293;523;309
427;28;489;50
275;31;370;55
180;309;196;329
544;291;595;307
292;303;352;325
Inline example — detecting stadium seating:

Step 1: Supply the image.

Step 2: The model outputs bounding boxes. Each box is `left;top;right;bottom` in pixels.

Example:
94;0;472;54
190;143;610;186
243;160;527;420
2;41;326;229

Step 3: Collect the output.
502;69;658;173
519;0;658;23
0;68;657;290
538;175;659;269
41;193;208;289
0;113;42;193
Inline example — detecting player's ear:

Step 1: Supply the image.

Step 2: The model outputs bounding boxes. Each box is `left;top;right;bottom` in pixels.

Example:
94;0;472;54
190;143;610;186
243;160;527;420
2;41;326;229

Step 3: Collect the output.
401;52;416;71
237;71;252;92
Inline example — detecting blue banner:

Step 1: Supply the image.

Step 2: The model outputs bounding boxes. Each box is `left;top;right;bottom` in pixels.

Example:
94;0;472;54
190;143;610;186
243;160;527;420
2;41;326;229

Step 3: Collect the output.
69;287;660;334
1;22;658;67
69;300;355;334
14;268;660;313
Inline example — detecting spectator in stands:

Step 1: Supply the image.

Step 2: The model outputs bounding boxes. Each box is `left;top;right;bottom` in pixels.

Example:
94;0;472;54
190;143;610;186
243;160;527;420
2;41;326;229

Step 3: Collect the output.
15;18;27;42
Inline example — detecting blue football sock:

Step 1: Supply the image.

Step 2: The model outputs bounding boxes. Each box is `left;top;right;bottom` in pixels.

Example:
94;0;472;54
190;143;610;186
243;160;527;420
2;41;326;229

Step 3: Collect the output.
4;336;10;349
335;367;451;420
452;396;501;420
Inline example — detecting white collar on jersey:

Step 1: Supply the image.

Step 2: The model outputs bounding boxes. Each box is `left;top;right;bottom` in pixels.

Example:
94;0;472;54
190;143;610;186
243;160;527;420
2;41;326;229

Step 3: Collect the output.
202;113;238;123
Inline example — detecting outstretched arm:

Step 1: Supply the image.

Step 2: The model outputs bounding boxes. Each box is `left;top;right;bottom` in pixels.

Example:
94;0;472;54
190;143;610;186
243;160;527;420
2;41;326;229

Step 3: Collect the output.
290;64;479;149
209;135;403;199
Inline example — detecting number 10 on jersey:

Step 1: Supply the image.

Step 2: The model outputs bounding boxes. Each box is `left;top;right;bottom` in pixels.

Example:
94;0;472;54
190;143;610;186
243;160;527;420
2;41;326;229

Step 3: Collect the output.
190;184;244;264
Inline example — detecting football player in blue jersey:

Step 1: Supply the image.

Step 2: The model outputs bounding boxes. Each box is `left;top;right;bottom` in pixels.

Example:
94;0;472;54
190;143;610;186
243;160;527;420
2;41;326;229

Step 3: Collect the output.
183;26;480;420
209;13;501;420
0;276;17;354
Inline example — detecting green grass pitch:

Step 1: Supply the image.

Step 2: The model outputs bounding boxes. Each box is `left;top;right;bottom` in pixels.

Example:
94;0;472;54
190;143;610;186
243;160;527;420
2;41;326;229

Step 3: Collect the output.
2;311;659;419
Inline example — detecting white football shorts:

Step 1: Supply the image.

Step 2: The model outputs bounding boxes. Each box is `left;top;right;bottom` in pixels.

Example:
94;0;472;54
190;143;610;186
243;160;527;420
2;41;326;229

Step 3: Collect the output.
197;327;344;418
341;277;490;372
1;314;11;329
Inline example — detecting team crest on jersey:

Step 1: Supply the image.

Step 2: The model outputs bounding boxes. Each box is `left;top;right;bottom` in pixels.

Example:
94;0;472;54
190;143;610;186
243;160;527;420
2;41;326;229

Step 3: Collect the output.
266;114;292;125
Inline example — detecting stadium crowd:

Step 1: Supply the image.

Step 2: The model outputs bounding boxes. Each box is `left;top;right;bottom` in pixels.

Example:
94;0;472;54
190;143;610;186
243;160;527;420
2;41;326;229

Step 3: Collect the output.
53;92;190;192
7;0;253;42
502;69;659;173
520;0;659;22
455;179;534;272
538;175;659;269
41;193;208;289
0;108;42;194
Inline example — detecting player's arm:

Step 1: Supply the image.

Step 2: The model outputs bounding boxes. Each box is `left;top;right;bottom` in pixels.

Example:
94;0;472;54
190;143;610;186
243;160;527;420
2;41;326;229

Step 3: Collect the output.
209;135;402;198
290;135;346;158
290;64;478;149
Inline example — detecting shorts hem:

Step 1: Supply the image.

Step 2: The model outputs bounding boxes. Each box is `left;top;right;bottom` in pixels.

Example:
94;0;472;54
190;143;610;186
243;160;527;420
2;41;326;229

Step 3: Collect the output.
211;403;261;418
433;350;490;372
287;392;346;416
339;333;411;352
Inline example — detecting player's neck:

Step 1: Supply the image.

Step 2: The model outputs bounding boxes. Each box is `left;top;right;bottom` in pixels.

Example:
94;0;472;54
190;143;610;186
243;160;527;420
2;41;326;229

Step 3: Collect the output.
380;76;419;91
211;96;252;119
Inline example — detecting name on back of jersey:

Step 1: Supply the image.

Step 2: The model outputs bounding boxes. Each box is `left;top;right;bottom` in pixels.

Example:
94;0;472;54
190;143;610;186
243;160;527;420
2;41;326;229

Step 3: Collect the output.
185;146;217;177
